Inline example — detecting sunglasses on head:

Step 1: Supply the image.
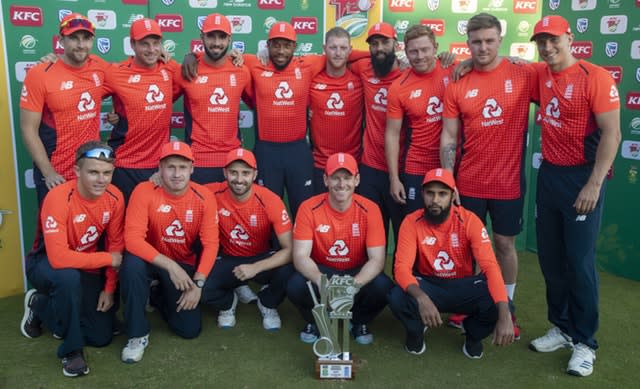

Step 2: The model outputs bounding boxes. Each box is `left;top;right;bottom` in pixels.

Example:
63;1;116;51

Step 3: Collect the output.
78;147;115;161
60;18;95;32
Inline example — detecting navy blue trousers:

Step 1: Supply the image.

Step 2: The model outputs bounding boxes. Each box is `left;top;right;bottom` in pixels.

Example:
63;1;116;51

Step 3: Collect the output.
111;167;156;204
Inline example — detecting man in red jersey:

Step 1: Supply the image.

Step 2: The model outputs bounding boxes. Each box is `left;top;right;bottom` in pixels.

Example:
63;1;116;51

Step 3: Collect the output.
527;16;621;378
20;141;124;377
120;141;219;363
174;13;253;185
309;27;363;195
388;168;514;358
386;24;454;214
20;13;109;205
203;149;293;331
288;153;393;345
440;13;537;334
105;18;178;202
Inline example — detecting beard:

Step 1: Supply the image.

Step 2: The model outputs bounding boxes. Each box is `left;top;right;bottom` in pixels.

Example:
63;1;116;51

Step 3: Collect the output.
271;55;293;71
204;44;229;62
423;202;452;225
371;51;396;77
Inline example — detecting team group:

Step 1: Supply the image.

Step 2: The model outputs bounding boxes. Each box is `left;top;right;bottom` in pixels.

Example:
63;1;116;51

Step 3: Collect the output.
17;9;620;379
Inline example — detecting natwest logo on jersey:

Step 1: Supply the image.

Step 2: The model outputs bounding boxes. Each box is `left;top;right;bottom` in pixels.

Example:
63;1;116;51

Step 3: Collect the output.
10;5;42;26
420;19;445;36
155;14;183;32
449;43;471;60
626;92;640;110
513;0;538;13
603;66;623;84
291;17;317;34
258;0;285;9
571;41;593;59
388;0;415;12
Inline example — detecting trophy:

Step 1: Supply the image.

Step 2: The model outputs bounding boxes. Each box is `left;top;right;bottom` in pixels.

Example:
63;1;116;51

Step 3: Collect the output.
306;274;360;380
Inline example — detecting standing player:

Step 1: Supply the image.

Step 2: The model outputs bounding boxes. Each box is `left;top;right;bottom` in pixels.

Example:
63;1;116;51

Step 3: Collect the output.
20;141;124;377
440;13;536;334
175;13;253;185
119;141;219;363
288;153;393;345
20;13;108;205
386;24;454;214
309;27;363;194
528;16;621;377
203;149;293;330
388;168;514;358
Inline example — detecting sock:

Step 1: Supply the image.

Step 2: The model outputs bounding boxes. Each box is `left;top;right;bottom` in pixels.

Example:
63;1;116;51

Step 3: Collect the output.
505;283;516;301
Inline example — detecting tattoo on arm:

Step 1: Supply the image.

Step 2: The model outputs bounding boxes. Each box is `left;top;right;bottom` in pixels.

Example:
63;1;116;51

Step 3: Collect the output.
441;143;456;170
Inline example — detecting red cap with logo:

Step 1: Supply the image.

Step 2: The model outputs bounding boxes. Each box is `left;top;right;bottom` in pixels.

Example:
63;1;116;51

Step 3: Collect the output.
59;13;95;36
160;141;194;162
224;148;257;169
130;18;162;41
366;22;397;43
201;13;231;35
530;15;571;41
422;168;456;191
325;153;358;176
268;21;297;42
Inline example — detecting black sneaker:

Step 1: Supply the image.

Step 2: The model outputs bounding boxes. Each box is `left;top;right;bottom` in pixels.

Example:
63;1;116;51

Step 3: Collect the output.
20;289;42;338
62;350;90;377
299;323;319;344
351;323;373;345
404;326;428;355
462;337;484;359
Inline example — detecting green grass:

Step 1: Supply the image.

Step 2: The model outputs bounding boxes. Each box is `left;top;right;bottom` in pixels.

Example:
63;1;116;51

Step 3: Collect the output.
1;251;638;388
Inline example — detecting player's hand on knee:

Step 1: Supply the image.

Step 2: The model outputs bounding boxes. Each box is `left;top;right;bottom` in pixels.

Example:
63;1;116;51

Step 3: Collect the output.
176;288;201;312
96;291;114;312
417;296;442;328
169;262;194;291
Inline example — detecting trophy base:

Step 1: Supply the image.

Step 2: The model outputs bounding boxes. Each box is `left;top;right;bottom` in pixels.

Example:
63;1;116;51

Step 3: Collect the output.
315;356;355;380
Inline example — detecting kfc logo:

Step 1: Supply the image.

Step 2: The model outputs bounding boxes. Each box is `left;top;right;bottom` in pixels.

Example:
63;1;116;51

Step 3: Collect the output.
155;14;183;32
514;0;538;13
388;0;415;12
449;43;471;60
626;92;640;110
258;0;285;9
10;5;42;27
190;39;204;53
571;41;593;59
171;112;184;128
52;36;64;55
420;19;445;36
291;17;317;34
603;66;623;84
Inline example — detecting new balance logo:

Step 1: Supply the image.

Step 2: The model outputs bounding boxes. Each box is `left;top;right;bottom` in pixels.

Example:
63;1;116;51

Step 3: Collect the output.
465;89;478;98
328;240;349;256
316;224;330;233
60;81;73;90
128;74;141;83
576;215;587;221
326;93;344;109
422;236;436;245
409;89;422;99
157;204;172;213
73;214;86;223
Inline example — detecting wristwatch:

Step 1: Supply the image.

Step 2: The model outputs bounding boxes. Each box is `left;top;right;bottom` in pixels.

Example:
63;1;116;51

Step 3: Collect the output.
194;279;205;288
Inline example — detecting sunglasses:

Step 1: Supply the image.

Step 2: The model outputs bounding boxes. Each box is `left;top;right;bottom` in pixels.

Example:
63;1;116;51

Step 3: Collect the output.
78;147;115;161
60;18;95;32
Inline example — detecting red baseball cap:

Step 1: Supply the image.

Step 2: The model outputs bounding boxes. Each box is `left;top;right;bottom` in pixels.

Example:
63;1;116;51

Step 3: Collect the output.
366;22;397;43
201;13;231;35
422;168;456;191
59;13;95;36
130;18;162;41
530;15;571;41
224;148;257;169
325;153;358;176
268;21;296;42
160;141;194;162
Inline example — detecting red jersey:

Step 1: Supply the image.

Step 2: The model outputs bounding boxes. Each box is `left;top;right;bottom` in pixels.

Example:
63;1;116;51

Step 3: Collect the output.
534;60;620;166
206;182;291;257
293;193;385;270
387;61;453;176
125;181;219;277
443;60;537;199
105;59;179;169
394;206;507;304
40;180;125;293
20;55;109;180
309;69;364;168
350;59;405;172
243;54;325;142
175;57;253;167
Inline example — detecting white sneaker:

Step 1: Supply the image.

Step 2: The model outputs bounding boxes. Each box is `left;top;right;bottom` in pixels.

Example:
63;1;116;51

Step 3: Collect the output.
235;285;258;304
121;334;149;363
529;327;573;353
217;294;238;328
567;343;596;377
257;299;281;331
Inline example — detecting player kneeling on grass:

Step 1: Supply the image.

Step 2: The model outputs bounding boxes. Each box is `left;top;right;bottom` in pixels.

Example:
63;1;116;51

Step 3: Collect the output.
202;149;293;331
21;141;125;377
287;153;393;345
387;168;514;358
120;141;219;363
